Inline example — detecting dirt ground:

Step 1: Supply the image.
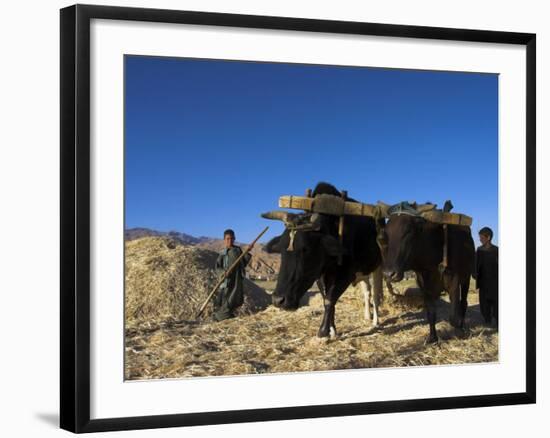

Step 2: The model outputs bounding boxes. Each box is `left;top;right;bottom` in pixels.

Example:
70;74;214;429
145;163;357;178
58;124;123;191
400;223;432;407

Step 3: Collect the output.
125;279;498;380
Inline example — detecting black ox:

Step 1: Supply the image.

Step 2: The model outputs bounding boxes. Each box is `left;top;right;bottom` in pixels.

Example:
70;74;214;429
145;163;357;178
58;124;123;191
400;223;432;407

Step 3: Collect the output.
380;203;475;343
262;182;382;338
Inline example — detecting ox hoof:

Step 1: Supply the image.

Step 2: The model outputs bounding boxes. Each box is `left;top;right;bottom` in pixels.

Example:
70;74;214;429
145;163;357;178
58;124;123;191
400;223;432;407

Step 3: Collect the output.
424;334;439;345
317;326;329;338
453;327;468;339
449;317;464;330
317;326;338;339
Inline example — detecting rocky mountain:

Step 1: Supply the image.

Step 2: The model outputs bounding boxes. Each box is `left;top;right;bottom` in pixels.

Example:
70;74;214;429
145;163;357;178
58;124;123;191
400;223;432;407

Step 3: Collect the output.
125;227;214;245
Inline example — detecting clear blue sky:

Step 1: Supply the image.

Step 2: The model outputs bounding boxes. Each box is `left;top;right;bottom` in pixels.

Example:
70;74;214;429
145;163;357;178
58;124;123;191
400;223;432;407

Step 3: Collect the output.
125;55;498;244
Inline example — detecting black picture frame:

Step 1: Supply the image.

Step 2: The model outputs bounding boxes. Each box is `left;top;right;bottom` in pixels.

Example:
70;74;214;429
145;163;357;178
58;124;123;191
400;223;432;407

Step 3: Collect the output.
60;4;536;433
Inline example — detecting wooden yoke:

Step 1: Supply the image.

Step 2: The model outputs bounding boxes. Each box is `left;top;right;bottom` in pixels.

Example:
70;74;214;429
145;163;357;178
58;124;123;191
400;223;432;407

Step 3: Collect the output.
273;192;472;275
278;192;381;266
278;194;379;217
277;194;472;226
421;210;472;226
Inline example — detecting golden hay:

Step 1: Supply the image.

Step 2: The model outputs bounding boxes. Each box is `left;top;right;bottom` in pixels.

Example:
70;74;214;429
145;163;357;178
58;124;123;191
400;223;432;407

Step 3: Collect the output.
125;273;499;380
125;236;271;331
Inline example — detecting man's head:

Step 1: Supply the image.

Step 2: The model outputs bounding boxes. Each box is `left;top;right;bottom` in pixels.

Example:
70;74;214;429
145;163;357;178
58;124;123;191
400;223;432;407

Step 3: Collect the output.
479;227;493;246
223;229;236;248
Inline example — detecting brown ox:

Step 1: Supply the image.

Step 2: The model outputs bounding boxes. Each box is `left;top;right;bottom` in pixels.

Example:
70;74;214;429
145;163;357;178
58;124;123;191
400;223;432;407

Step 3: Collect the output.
379;202;475;343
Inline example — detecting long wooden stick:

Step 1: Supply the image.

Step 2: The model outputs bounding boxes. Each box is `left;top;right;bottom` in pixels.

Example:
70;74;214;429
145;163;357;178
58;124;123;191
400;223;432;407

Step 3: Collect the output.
194;226;269;319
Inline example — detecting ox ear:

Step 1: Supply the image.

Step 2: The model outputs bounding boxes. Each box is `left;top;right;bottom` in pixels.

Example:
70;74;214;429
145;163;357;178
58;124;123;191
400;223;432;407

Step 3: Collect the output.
321;235;345;257
264;235;283;254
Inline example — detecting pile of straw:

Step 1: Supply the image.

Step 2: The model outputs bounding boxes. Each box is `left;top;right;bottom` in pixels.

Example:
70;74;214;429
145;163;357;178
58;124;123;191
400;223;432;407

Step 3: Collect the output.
125;237;271;331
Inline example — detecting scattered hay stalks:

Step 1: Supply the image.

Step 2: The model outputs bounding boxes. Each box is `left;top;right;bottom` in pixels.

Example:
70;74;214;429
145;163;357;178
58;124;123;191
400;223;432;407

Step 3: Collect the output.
124;241;496;380
125;278;498;380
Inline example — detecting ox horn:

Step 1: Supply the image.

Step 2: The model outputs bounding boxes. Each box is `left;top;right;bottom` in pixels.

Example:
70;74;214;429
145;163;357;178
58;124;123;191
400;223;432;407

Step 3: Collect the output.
310;213;320;223
261;211;290;222
261;211;302;226
309;213;322;230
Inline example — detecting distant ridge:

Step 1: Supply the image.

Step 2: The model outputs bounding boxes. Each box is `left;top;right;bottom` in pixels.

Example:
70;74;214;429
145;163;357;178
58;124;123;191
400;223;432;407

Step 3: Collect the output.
125;227;214;245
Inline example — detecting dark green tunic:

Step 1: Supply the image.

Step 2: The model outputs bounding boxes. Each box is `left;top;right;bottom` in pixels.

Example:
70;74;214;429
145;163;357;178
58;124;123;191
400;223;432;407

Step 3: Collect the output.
213;245;252;321
475;243;499;323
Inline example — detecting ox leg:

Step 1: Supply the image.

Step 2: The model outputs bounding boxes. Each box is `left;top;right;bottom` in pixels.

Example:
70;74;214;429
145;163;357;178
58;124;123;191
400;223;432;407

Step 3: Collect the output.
460;278;470;325
448;276;465;330
318;297;337;338
385;277;397;297
316;277;326;297
318;274;351;338
424;294;439;344
371;267;383;327
417;271;441;344
360;280;371;322
318;276;336;338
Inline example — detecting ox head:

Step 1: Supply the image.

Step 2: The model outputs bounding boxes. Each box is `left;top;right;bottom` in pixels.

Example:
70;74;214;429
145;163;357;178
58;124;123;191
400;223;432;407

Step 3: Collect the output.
262;211;344;310
379;202;435;282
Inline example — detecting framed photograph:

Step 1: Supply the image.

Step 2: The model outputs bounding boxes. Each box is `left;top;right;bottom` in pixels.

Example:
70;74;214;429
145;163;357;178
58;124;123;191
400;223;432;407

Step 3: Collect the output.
60;4;536;433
